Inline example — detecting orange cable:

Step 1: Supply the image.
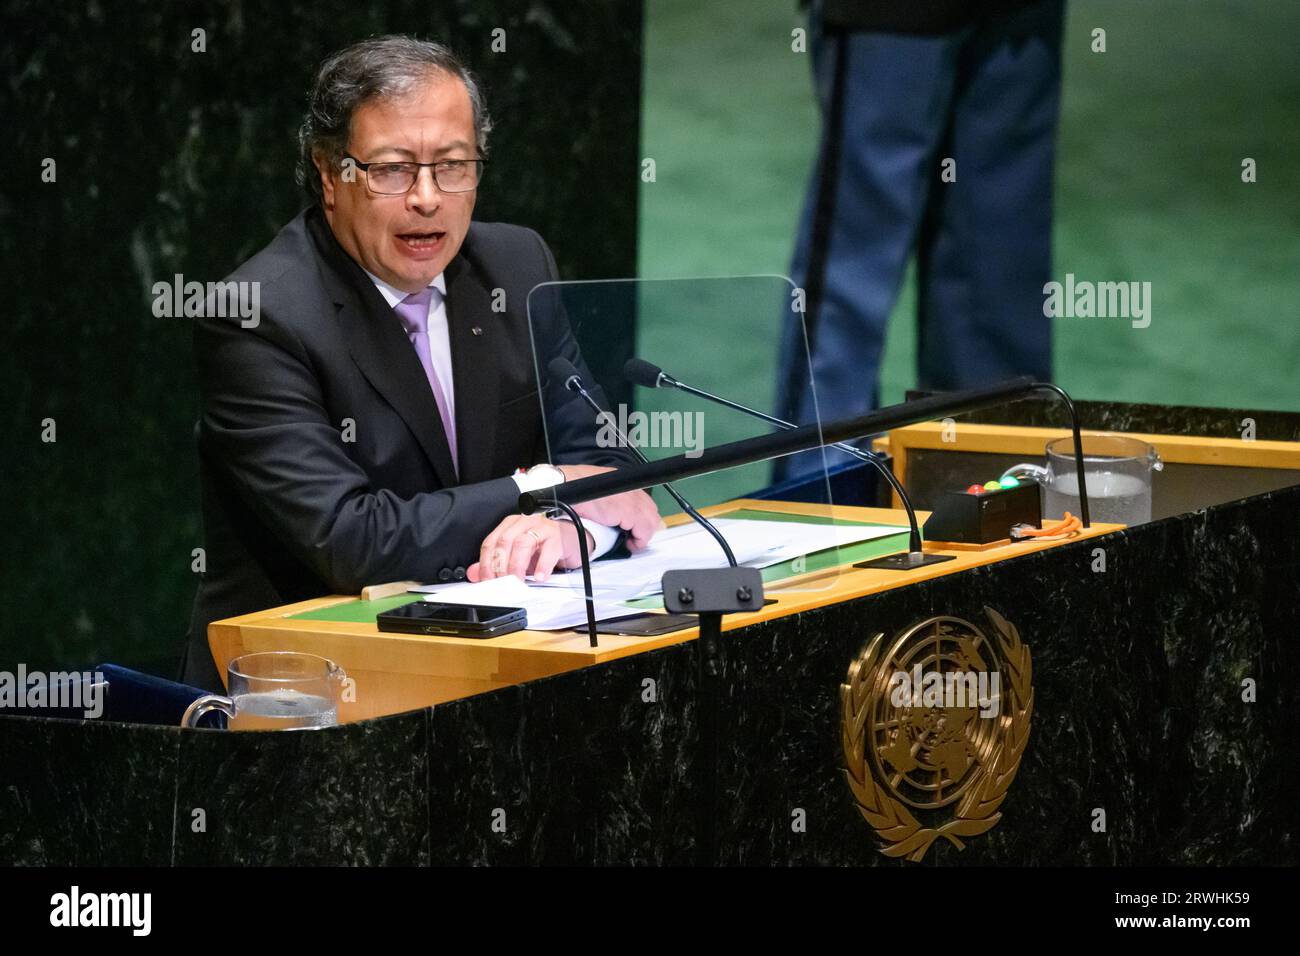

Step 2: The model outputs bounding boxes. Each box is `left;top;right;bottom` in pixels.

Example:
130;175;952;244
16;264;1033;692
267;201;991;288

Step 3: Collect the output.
1012;511;1082;540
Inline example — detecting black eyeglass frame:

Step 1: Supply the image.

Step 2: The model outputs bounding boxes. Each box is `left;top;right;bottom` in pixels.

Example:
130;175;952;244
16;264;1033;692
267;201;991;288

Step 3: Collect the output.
341;154;486;195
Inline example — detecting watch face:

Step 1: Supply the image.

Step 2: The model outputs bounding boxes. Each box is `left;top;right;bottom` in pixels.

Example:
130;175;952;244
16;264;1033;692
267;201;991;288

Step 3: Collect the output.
532;464;563;486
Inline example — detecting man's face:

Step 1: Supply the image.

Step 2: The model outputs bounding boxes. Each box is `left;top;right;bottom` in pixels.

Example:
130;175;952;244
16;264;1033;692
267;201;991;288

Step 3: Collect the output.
318;73;477;294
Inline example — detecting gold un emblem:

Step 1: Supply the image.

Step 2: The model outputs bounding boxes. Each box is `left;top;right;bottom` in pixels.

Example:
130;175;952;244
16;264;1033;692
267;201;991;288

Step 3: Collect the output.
840;607;1033;862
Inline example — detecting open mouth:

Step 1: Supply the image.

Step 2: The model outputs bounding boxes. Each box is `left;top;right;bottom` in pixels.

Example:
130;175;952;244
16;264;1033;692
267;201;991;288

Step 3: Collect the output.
395;230;445;251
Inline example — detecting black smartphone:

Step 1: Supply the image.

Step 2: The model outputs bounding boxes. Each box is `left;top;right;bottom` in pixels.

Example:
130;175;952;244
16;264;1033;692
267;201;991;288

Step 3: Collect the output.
377;601;527;638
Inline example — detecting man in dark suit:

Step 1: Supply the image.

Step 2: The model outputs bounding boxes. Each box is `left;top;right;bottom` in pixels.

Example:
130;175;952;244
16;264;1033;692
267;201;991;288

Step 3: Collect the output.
181;36;660;690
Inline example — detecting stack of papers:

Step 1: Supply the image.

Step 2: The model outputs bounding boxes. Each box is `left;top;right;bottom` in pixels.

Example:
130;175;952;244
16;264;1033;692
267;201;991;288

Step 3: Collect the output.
411;517;907;631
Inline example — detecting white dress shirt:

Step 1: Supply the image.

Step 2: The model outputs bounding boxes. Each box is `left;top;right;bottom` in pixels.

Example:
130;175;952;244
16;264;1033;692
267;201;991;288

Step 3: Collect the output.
364;270;619;560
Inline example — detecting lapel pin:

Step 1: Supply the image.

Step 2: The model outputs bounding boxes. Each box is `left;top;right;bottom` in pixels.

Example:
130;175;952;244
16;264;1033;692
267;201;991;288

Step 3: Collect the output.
471;326;483;336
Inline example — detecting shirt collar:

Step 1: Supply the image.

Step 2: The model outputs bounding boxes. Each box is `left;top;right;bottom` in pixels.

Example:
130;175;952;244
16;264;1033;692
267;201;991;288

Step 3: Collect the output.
363;269;447;310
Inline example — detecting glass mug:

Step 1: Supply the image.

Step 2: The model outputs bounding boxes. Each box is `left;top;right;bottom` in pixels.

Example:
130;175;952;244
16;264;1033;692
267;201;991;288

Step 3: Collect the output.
182;651;346;731
1002;434;1163;527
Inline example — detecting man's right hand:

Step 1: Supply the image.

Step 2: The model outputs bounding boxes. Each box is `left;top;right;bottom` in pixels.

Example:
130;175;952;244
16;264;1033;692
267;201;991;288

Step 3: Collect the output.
557;464;663;552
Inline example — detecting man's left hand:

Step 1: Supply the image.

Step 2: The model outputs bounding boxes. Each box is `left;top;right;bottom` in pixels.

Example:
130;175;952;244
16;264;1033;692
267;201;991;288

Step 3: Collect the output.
468;514;590;583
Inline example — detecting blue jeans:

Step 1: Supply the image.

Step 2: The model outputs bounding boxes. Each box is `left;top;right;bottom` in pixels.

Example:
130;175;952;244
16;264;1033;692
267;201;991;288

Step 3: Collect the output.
777;0;1065;475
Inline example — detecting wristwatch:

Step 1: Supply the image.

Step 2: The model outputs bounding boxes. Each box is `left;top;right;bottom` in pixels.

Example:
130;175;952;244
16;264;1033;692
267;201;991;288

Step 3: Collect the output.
513;463;566;493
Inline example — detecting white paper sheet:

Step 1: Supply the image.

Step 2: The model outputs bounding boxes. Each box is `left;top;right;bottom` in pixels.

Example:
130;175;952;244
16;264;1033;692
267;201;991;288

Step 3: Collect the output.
524;517;907;598
411;517;909;624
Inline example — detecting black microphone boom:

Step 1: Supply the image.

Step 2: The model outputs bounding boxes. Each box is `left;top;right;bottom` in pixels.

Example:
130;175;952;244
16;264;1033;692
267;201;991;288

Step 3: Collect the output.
625;356;942;567
521;375;1093;531
546;357;737;567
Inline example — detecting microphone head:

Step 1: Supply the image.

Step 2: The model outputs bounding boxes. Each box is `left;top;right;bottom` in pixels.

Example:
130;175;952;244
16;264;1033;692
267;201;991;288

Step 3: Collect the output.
548;357;582;391
624;357;666;388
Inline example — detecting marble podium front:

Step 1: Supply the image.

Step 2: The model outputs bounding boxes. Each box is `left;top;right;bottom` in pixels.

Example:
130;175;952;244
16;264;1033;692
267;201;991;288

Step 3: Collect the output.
2;483;1294;865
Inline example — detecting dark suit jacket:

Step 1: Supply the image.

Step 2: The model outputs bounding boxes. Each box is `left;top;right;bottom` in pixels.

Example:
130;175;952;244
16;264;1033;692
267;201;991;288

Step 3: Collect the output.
182;205;628;690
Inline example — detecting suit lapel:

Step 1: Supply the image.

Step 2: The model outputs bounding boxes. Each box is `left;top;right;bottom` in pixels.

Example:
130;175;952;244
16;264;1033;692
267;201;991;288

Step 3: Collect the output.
443;252;502;485
306;209;459;488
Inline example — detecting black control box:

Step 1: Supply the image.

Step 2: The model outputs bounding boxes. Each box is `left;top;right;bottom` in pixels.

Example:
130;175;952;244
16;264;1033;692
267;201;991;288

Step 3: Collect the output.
922;480;1042;544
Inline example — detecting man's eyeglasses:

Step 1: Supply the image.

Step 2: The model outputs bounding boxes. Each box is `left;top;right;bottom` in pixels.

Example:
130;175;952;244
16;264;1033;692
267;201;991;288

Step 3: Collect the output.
343;155;485;195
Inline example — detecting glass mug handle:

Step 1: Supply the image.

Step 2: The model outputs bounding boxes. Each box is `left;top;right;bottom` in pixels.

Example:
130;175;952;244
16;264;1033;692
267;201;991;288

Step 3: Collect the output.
182;694;235;728
1001;463;1049;483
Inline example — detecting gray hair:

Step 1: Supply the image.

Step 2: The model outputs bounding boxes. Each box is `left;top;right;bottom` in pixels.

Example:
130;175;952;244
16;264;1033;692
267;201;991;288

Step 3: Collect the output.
296;35;492;198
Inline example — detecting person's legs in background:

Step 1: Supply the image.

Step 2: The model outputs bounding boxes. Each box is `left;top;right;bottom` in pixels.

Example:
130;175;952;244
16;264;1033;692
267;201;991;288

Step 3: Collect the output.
777;15;962;478
915;0;1066;391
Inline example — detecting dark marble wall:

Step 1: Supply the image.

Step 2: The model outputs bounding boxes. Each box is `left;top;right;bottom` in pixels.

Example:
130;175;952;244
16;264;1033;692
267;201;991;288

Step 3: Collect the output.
709;491;1298;865
2;0;644;676
3;482;1295;865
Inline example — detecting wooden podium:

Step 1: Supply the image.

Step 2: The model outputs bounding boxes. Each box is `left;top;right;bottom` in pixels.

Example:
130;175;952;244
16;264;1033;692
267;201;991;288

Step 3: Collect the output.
207;498;1119;722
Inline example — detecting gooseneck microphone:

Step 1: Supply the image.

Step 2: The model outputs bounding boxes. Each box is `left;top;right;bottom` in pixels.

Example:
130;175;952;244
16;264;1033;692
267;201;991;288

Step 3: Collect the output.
548;358;737;567
623;357;948;569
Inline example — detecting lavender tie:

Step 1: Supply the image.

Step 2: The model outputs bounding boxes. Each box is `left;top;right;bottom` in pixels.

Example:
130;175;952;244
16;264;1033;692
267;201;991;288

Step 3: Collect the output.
394;287;458;476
